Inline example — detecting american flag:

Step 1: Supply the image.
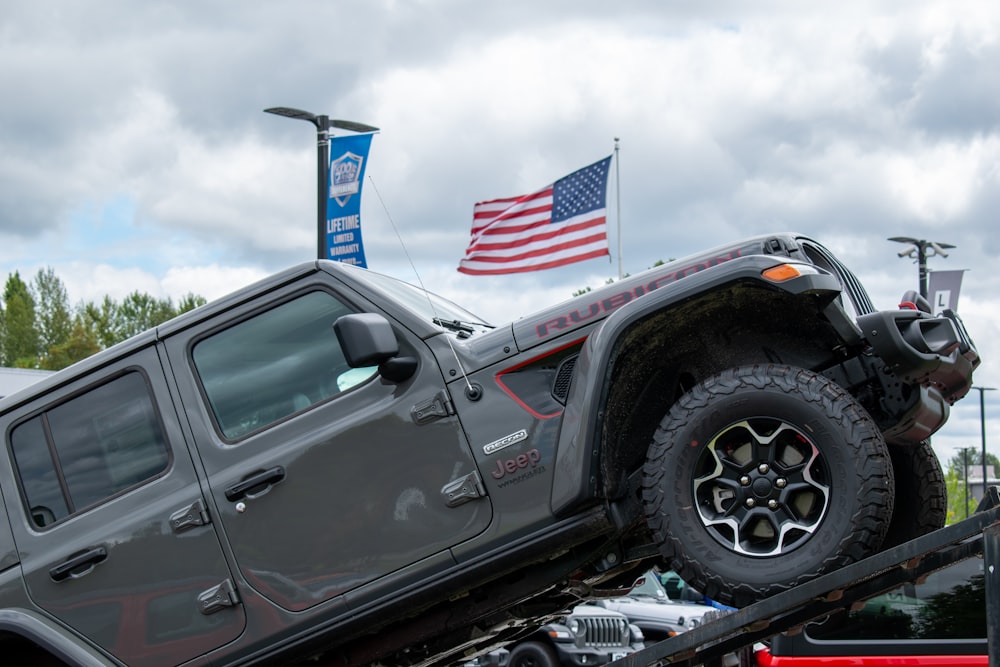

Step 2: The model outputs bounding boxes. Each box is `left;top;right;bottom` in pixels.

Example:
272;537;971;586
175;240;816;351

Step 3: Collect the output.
458;156;612;275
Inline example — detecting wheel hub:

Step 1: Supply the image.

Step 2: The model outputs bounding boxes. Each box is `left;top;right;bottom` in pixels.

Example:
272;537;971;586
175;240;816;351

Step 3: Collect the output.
693;418;831;557
750;476;774;497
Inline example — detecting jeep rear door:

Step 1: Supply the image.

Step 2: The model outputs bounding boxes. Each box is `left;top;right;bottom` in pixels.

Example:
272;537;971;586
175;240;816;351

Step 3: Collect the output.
0;344;245;667
162;280;492;613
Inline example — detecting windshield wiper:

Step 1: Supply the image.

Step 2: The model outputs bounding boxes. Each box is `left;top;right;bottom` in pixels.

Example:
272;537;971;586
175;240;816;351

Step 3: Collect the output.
432;318;495;336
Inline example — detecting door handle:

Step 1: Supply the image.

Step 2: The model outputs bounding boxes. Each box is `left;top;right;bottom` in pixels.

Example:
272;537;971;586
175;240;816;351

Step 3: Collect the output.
49;546;108;582
225;466;286;501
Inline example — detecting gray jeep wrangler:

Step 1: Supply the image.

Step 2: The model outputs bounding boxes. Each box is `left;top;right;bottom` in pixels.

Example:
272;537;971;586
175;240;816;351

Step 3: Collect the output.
0;232;978;666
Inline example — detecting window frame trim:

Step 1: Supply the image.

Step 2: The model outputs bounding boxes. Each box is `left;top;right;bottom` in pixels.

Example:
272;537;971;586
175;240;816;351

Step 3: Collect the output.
185;285;371;445
7;366;175;531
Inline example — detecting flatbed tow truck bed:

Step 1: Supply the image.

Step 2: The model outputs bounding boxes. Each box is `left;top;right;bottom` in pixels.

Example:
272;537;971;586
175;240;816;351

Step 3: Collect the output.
611;487;1000;667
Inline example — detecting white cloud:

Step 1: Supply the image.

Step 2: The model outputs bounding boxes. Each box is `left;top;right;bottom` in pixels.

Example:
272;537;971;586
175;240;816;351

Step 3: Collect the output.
884;136;999;223
161;264;270;302
2;1;1000;454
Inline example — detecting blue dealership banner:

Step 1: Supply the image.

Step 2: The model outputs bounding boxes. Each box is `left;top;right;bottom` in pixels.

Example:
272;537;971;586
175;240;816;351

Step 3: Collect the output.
326;133;374;267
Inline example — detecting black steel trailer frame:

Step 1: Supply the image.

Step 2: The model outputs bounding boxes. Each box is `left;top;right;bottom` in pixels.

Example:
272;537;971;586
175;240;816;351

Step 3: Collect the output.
611;487;1000;667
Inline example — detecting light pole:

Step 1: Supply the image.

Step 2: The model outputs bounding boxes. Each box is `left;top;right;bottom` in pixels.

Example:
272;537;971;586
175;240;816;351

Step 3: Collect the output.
963;447;970;518
888;237;955;300
973;386;997;501
264;107;379;260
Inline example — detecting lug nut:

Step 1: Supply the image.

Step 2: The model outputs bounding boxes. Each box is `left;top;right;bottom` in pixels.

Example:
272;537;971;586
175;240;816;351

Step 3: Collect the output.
775;478;787;488
745;498;756;508
768;500;778;510
740;475;751;486
758;464;770;474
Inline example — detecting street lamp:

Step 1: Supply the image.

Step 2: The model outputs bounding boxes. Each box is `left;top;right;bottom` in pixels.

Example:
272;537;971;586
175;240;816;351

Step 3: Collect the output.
963;447;970;518
888;237;955;300
264;107;379;260
973;386;997;500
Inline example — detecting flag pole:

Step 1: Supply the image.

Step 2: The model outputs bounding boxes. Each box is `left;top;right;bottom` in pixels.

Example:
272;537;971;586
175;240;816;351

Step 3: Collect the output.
614;138;623;280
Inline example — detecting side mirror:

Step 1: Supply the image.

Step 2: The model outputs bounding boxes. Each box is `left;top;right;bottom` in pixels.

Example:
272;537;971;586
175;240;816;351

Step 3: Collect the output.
333;313;416;383
334;313;399;366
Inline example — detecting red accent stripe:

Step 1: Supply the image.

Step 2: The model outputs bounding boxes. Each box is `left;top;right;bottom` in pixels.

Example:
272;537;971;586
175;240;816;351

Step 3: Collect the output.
493;337;586;419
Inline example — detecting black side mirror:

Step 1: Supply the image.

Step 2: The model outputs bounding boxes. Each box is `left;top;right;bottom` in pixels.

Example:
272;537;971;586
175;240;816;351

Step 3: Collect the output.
333;313;417;383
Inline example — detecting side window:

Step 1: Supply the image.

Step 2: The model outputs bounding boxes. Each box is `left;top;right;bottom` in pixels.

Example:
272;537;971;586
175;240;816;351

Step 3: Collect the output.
805;556;986;640
10;371;172;528
192;291;377;441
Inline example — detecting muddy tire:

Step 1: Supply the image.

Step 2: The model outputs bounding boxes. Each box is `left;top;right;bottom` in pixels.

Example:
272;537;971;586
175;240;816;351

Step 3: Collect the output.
642;365;894;608
881;440;946;548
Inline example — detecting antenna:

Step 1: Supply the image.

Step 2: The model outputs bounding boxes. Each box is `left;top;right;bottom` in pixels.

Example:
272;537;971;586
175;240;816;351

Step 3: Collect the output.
365;176;477;394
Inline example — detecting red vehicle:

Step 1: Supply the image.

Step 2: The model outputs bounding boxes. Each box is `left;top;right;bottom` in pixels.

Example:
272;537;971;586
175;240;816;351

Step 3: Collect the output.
609;493;997;667
753;553;987;666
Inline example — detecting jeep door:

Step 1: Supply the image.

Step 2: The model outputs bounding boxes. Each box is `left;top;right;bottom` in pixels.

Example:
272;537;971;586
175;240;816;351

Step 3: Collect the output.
0;345;245;667
162;281;491;613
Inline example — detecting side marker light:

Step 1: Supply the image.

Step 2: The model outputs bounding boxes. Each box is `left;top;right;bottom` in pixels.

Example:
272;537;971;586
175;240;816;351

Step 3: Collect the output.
761;263;818;282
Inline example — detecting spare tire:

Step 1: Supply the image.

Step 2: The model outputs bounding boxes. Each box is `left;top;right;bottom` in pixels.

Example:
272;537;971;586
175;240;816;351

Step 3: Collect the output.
642;364;894;607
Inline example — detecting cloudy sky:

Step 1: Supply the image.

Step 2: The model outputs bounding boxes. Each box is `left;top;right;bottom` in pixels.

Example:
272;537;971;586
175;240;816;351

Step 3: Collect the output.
2;1;999;465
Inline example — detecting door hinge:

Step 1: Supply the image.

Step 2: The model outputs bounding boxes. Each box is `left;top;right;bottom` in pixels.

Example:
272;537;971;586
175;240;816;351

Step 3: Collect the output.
411;391;455;425
170;499;211;533
198;579;240;615
441;470;486;507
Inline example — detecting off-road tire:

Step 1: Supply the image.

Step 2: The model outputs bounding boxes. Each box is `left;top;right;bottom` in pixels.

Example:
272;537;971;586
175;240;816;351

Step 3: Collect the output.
642;364;894;608
881;440;946;549
508;641;560;667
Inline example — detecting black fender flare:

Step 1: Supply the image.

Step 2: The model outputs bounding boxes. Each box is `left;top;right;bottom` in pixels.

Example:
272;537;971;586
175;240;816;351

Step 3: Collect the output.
0;608;117;666
550;256;844;515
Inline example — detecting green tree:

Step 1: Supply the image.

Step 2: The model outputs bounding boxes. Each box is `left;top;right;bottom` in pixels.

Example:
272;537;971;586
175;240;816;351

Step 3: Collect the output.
944;468;974;525
1;272;40;367
31;267;73;354
116;292;175;341
81;296;122;350
944;447;1000;524
572;259;667;297
39;316;102;370
177;292;208;314
0;267;206;370
76;291;208;351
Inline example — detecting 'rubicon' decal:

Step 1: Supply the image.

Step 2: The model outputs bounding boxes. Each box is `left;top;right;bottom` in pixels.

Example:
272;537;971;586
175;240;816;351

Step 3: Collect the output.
483;429;528;455
534;250;741;338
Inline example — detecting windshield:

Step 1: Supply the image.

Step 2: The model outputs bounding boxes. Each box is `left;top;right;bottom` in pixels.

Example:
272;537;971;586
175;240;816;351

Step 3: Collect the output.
335;264;493;334
630;572;670;600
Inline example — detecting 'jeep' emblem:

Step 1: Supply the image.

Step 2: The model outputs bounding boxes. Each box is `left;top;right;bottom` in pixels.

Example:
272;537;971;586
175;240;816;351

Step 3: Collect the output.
491;448;541;480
